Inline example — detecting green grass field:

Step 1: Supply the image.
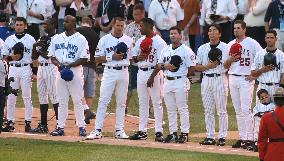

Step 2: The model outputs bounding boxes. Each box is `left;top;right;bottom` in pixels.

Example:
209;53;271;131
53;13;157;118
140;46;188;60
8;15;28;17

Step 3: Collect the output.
3;81;258;161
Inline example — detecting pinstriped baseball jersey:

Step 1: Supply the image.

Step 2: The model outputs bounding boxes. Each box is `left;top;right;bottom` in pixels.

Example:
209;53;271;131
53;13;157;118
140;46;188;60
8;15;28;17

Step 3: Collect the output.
197;42;229;74
95;33;133;67
227;37;262;75
48;32;89;64
251;49;284;83
1;34;36;64
132;35;167;68
253;102;275;116
158;44;196;77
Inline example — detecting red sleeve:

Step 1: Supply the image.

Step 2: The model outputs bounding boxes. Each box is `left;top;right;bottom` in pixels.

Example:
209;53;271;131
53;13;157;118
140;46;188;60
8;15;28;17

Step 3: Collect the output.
258;115;269;160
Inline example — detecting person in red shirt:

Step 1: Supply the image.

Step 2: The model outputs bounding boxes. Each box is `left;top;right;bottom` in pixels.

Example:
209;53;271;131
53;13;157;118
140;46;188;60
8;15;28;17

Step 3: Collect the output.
258;87;284;161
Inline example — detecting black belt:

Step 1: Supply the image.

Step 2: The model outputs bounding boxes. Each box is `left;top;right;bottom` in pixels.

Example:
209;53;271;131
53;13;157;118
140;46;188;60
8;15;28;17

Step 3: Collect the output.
269;138;284;142
261;82;279;86
165;76;182;80
10;63;29;67
107;66;127;70
203;73;221;77
39;63;50;66
139;66;155;71
231;74;248;77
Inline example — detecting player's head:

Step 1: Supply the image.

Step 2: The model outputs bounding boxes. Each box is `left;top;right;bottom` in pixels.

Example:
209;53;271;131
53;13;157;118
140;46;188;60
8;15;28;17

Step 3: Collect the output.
43;18;57;34
265;29;277;48
140;18;154;35
0;12;7;24
63;15;76;31
133;4;145;23
208;24;221;43
112;17;125;36
14;17;27;34
273;87;284;106
257;89;270;104
169;26;182;44
233;20;246;39
81;15;93;27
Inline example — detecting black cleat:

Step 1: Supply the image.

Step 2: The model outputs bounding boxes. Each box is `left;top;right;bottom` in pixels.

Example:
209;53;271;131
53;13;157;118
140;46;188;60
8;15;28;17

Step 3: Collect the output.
155;132;163;142
177;132;188;143
2;120;15;132
129;131;147;140
217;138;226;146
163;132;178;143
232;140;246;148
25;120;32;132
30;123;49;133
246;141;258;152
199;138;216;145
84;109;96;124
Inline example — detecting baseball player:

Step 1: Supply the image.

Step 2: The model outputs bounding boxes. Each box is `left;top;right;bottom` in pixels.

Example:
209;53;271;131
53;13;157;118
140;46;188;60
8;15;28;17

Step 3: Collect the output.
251;30;284;99
251;89;275;152
1;17;36;133
128;18;166;142
157;26;195;143
195;24;229;146
0;38;5;133
49;15;89;137
86;17;133;140
30;18;59;133
224;20;262;149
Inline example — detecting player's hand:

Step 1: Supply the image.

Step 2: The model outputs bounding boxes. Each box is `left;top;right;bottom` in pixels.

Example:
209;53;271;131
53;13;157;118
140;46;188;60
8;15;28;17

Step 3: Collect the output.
164;63;175;71
112;52;123;60
31;74;37;81
245;75;257;82
147;77;154;88
229;55;240;62
137;53;148;61
11;54;21;61
207;61;219;69
261;64;274;73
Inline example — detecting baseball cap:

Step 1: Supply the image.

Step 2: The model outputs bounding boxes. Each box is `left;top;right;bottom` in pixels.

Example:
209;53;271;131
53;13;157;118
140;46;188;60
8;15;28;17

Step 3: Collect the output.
273;87;284;97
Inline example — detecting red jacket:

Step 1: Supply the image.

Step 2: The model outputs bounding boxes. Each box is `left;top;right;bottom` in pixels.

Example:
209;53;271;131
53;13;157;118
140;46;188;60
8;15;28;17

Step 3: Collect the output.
258;107;284;161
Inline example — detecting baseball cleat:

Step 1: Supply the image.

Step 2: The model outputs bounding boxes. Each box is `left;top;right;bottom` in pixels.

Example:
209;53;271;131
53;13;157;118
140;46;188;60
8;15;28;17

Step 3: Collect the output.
246;141;258;152
25;120;32;132
115;130;129;139
2;120;15;132
129;131;147;140
163;132;178;143
30;123;49;133
79;127;87;137
199;138;216;145
155;132;164;142
232;139;245;148
50;128;64;136
86;129;102;140
216;138;226;146
177;132;188;143
84;109;96;124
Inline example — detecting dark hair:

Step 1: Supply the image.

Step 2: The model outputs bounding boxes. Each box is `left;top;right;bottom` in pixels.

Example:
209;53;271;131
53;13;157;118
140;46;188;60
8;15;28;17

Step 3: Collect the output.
266;29;277;37
133;3;145;11
274;97;284;106
141;18;155;27
234;20;246;29
169;26;181;34
208;24;222;34
113;17;125;24
15;17;27;24
257;89;269;99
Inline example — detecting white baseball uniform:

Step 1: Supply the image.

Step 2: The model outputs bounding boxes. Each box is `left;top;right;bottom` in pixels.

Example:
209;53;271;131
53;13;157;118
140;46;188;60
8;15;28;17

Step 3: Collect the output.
37;35;59;105
252;102;275;141
251;49;284;99
196;42;229;139
1;33;35;122
132;35;167;133
48;32;89;128
158;43;196;134
94;33;133;131
227;37;262;141
0;38;5;87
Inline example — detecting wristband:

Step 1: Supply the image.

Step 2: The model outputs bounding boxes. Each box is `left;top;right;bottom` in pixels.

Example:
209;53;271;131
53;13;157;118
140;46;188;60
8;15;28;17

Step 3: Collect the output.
106;56;112;62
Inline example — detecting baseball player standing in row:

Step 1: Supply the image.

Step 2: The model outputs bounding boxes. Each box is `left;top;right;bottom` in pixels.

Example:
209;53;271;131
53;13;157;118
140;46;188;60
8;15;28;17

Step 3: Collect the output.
30;18;59;133
251;30;284;98
158;26;195;143
129;18;167;141
224;20;262;149
1;17;35;132
87;17;133;140
49;15;89;136
196;24;229;146
0;38;5;133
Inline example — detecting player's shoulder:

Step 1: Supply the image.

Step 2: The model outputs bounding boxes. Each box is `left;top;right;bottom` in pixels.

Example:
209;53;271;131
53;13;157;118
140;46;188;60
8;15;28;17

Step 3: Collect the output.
275;49;284;57
256;48;266;56
24;33;36;41
228;39;237;46
153;35;167;45
100;33;113;41
197;42;210;52
121;34;132;41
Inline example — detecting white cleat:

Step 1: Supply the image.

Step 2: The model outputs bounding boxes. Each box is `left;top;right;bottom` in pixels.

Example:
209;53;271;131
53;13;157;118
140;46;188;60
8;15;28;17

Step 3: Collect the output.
86;130;102;140
115;130;129;139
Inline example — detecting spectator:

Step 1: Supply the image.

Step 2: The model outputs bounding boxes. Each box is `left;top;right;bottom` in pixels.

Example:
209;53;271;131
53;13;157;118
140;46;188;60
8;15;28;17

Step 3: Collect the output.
148;0;184;44
0;12;15;41
177;0;200;51
235;0;250;20
55;0;73;34
200;0;238;43
264;0;284;51
244;0;271;48
258;87;284;161
120;0;142;24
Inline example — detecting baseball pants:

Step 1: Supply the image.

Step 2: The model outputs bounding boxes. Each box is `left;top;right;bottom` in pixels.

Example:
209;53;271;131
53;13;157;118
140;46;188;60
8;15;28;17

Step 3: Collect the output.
253;116;261;141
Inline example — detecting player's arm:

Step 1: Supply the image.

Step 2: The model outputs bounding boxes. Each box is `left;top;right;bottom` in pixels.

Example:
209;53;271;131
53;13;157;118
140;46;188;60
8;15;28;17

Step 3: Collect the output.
147;64;160;88
68;58;88;68
251;65;274;77
223;56;238;69
51;57;61;68
195;62;218;72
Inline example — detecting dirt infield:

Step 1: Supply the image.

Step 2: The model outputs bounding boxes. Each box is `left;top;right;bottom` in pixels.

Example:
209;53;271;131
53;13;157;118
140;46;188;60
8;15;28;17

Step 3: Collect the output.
0;108;258;158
